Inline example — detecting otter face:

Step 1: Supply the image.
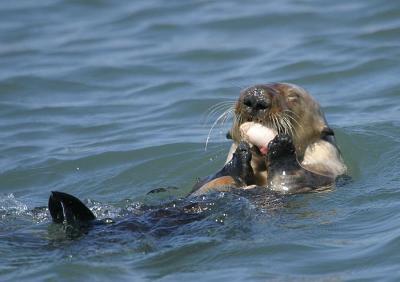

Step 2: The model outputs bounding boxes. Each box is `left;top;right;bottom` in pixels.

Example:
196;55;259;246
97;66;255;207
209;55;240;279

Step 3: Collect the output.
235;84;287;124
231;83;328;158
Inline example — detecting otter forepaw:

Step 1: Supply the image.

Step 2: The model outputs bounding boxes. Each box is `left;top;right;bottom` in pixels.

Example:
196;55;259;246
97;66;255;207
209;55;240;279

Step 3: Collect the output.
236;141;251;156
267;134;296;160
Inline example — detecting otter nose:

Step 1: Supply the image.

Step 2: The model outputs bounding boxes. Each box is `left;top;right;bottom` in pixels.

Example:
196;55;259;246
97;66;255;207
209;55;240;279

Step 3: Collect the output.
243;95;270;111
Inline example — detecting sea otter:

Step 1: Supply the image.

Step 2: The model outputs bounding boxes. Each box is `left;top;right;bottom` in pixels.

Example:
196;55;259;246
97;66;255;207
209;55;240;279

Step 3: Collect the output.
46;82;346;229
192;82;346;194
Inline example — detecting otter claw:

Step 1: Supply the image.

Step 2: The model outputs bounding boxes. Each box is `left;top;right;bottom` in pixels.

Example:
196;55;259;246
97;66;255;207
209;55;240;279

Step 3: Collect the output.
234;141;252;163
237;141;251;152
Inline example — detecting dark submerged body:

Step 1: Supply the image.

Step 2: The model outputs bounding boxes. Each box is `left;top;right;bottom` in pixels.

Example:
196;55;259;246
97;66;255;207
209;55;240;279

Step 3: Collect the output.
48;134;333;236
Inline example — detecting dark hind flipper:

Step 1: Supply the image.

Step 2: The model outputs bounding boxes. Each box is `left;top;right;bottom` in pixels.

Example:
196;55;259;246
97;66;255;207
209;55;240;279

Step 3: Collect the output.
48;191;96;224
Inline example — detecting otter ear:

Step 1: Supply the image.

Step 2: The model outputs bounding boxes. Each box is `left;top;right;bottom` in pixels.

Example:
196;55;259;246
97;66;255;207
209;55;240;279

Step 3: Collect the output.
226;130;232;140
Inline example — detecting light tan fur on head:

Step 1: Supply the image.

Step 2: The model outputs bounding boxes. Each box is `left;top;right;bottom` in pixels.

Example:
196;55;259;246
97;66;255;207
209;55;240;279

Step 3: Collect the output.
226;82;346;185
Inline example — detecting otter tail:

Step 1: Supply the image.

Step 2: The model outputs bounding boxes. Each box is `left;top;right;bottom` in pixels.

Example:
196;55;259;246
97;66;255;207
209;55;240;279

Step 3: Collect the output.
48;191;96;224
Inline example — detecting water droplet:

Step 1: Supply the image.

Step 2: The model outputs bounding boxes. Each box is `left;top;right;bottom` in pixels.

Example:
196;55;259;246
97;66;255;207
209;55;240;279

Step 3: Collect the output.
104;218;114;224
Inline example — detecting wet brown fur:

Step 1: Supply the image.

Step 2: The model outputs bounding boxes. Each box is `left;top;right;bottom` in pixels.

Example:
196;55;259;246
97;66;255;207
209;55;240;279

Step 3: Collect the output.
227;83;346;185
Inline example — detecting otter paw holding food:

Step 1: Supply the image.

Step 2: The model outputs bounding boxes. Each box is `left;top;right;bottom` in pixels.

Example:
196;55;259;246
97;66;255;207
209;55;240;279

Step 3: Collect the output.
190;141;255;196
266;134;298;168
265;134;334;194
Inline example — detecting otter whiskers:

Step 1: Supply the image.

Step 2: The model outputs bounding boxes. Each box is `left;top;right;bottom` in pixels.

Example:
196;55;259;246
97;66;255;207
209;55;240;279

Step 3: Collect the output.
205;101;236;123
269;112;296;137
204;101;235;151
283;110;302;128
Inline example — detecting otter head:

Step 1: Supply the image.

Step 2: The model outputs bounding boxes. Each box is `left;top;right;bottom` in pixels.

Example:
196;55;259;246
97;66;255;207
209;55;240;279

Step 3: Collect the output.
231;83;330;160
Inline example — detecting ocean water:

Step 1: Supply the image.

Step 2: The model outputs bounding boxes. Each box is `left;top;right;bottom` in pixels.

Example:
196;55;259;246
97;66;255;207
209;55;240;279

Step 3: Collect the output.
1;0;400;281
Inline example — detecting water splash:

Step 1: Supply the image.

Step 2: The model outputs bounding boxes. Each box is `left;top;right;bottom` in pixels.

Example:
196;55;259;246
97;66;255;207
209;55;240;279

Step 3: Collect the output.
0;193;28;219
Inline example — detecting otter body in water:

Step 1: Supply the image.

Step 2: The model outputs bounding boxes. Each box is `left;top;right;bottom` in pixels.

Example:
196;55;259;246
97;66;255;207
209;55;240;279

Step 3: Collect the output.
47;132;333;233
46;83;346;234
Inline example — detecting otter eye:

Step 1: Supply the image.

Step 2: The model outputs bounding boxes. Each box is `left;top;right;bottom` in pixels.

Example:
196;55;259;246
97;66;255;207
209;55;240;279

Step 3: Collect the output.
287;93;299;102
